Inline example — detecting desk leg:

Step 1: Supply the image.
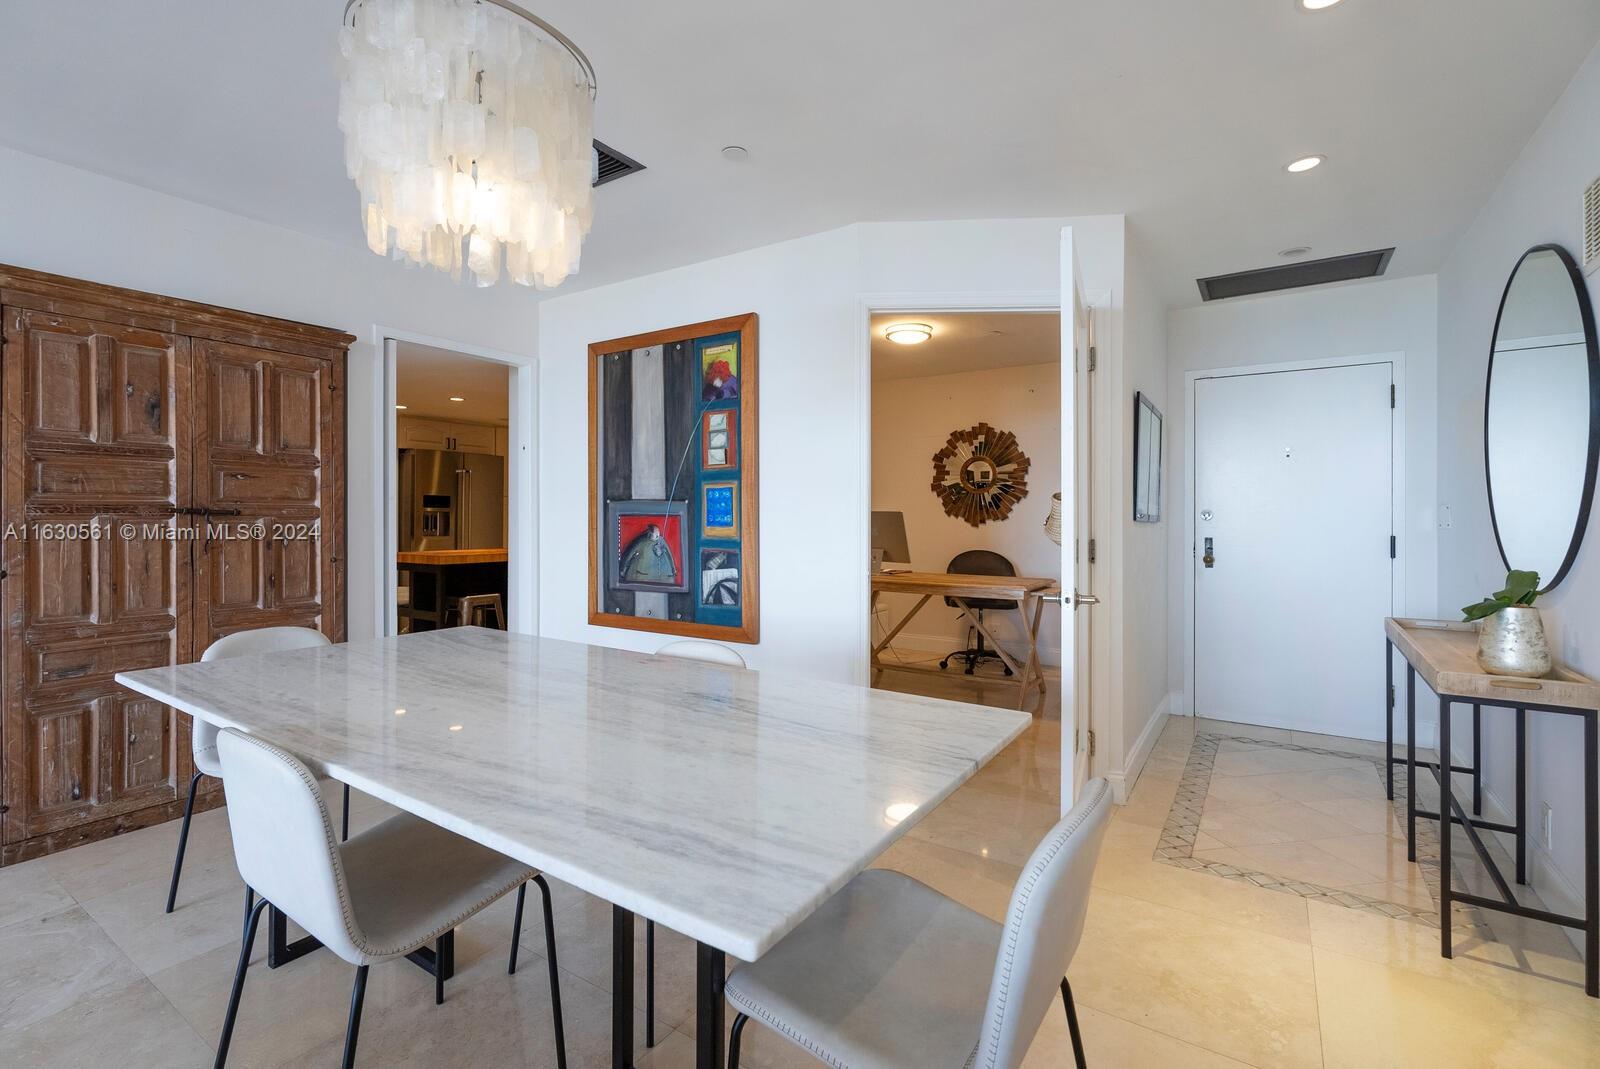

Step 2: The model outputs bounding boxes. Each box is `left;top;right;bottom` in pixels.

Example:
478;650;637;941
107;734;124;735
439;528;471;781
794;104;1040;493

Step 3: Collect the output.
1516;706;1527;885
1585;711;1597;998
612;906;634;1069
1439;696;1453;959
1406;665;1417;863
696;942;725;1069
871;594;932;677
1385;639;1394;801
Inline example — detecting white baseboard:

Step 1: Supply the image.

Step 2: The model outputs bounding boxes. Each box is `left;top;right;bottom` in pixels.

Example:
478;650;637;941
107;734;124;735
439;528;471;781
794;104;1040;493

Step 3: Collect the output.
1106;692;1174;804
879;630;1062;668
1450;738;1584;956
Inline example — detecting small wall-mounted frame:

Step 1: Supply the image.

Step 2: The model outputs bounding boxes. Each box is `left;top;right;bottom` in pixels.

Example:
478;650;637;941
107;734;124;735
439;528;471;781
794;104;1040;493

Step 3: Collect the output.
589;313;759;642
1133;391;1164;523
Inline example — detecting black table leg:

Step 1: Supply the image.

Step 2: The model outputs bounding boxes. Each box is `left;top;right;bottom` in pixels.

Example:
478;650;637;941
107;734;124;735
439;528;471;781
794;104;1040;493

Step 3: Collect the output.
1386;639;1394;801
1439;695;1453;958
1516;706;1527;885
1406;664;1417;862
696;942;725;1069
1471;703;1482;815
1586;711;1597;999
612;906;634;1069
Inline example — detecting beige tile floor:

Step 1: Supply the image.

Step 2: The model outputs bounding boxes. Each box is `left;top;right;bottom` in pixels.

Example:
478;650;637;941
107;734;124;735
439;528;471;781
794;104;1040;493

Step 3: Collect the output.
3;694;1599;1066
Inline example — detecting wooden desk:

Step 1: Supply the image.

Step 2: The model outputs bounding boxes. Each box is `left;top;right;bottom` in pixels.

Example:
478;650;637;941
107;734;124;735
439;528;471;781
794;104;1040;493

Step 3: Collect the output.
398;549;509;629
871;571;1057;711
1385;617;1598;996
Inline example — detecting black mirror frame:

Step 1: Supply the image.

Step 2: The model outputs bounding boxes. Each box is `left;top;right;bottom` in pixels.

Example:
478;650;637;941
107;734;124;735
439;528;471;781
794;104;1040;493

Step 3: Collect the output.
1483;242;1600;594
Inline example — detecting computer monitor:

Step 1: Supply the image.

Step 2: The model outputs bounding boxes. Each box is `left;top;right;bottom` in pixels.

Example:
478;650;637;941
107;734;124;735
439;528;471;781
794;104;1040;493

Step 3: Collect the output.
871;510;911;564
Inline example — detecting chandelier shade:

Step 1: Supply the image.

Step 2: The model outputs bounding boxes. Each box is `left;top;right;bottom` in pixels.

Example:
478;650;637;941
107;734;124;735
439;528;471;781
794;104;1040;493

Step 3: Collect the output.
337;0;596;288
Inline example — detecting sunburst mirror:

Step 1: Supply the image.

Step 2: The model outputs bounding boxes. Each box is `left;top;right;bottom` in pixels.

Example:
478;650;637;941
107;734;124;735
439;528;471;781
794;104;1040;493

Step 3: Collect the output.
931;423;1031;526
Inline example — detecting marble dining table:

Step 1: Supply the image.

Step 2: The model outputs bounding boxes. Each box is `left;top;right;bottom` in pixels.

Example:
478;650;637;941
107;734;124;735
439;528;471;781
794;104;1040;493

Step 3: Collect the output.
115;626;1033;1069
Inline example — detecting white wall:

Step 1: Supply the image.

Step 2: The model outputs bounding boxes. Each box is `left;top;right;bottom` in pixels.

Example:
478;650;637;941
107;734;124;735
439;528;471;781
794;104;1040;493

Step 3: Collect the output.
1435;39;1600;936
537;216;1131;690
1166;274;1441;716
1117;234;1173;787
871;361;1062;664
0;145;541;643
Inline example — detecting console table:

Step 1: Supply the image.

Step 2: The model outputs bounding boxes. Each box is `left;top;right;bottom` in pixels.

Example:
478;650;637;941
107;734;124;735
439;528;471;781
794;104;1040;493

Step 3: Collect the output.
1384;617;1598;996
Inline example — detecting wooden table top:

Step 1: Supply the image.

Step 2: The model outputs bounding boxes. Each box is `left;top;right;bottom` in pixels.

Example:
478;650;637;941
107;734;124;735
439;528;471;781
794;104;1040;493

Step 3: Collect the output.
871;570;1057;602
397;548;509;566
1386;617;1600;711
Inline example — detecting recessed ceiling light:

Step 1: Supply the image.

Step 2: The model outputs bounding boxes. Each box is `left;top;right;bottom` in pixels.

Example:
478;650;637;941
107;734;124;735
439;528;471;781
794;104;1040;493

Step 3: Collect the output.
395;404;407;410
1286;155;1325;173
394;708;406;716
449;724;463;732
1299;0;1345;10
449;396;465;402
721;145;749;161
884;322;933;345
1279;246;1312;258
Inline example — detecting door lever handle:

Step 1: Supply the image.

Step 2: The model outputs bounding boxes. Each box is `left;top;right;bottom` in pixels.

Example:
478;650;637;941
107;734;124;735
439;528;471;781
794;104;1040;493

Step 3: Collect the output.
1074;592;1100;608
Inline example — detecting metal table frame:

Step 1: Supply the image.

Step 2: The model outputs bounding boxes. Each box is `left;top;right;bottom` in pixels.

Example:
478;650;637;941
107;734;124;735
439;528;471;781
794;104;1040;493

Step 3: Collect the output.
1386;636;1598;997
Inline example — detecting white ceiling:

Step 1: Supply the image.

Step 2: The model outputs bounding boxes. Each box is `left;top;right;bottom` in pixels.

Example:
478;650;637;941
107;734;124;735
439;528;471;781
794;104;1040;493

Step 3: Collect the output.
395;341;508;423
2;2;1597;307
871;312;1059;381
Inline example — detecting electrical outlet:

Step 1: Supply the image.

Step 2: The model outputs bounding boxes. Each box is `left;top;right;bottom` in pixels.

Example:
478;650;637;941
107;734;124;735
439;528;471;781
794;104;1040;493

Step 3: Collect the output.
1541;802;1554;850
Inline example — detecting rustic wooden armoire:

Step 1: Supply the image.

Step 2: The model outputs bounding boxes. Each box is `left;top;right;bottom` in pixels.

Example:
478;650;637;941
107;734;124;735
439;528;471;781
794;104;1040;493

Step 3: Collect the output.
0;265;350;864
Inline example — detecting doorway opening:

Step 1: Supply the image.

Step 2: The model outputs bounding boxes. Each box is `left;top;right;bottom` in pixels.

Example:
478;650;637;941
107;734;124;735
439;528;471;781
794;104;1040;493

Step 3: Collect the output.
866;309;1066;724
375;330;538;638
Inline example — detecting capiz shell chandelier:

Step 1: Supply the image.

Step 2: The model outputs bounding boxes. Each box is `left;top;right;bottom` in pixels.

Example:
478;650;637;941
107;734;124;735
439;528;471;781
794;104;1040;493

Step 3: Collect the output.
338;0;596;288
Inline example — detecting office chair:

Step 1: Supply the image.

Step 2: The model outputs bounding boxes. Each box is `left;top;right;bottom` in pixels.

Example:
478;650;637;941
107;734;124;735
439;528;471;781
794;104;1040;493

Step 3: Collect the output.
939;550;1019;676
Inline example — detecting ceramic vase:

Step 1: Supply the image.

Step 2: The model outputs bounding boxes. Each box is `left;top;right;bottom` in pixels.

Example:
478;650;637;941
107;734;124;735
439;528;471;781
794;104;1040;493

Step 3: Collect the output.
1476;606;1552;678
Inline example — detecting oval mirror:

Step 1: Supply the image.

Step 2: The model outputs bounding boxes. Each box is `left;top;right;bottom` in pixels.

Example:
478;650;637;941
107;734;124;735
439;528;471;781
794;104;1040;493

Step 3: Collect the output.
1485;244;1600;592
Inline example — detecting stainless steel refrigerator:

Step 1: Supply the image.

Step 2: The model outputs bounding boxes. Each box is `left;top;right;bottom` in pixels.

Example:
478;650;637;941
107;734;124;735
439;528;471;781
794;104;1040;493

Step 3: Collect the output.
398;449;506;552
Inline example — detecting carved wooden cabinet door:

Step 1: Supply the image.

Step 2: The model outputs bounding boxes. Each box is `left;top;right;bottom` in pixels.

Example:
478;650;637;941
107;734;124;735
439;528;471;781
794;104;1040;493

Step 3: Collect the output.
1;308;191;846
192;340;342;652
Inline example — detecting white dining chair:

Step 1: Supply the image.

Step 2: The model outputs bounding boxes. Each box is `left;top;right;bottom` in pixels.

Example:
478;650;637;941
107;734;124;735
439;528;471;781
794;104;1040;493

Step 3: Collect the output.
644;637;748;1045
165;626;333;914
724;778;1112;1069
212;728;567;1069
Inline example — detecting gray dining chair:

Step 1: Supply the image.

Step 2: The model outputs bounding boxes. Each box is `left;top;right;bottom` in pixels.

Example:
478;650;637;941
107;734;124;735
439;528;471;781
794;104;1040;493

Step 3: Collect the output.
166;626;333;914
724;778;1112;1069
212;727;567;1069
646;638;748;1047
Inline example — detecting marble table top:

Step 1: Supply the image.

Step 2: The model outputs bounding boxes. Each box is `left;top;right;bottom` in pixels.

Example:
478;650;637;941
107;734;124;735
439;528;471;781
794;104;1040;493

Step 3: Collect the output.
116;628;1032;959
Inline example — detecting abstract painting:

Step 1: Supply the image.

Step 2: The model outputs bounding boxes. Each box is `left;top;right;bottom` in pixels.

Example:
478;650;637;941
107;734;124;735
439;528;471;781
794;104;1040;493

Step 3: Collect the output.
589;313;759;642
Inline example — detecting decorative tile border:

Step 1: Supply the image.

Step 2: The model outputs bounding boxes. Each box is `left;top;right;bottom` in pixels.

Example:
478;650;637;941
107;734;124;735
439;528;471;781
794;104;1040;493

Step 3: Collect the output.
1155;733;1496;934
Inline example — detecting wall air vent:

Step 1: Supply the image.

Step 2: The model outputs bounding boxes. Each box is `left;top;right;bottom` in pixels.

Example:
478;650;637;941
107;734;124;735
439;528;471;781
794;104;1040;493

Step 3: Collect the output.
593;140;646;187
1196;248;1395;302
1584;173;1600;276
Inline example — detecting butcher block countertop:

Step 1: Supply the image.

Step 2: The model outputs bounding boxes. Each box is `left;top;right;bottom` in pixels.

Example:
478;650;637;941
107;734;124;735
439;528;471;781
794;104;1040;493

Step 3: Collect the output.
397;548;509;566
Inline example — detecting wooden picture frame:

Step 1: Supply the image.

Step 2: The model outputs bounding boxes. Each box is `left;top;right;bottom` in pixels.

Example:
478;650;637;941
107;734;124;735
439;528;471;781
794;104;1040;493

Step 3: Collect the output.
588;312;760;643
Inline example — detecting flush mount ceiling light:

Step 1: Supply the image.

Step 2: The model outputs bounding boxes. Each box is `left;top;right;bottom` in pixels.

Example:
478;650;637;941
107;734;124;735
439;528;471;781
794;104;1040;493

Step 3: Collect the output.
1285;155;1325;173
720;145;749;162
1279;246;1312;257
884;322;933;345
395;403;408;409
1299;0;1345;9
338;0;597;289
449;395;466;402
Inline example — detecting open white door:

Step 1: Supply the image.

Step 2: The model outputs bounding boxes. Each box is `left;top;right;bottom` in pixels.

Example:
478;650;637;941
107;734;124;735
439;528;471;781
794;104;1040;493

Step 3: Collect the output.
1059;228;1093;809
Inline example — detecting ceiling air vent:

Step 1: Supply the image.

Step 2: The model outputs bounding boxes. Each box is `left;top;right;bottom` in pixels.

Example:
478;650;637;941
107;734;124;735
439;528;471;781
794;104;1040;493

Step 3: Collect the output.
1196;248;1395;302
592;140;645;187
1584;174;1600;276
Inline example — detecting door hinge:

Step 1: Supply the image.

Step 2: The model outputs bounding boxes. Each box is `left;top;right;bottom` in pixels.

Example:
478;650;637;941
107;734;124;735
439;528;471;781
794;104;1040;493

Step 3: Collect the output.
1088;345;1098;372
1087;537;1097;564
1088;729;1097;757
1390;383;1396;408
1390;535;1396;559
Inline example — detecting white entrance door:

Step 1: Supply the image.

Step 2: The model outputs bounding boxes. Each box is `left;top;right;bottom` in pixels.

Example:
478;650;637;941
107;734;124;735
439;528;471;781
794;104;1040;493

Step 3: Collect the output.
1059;228;1092;807
1193;361;1394;739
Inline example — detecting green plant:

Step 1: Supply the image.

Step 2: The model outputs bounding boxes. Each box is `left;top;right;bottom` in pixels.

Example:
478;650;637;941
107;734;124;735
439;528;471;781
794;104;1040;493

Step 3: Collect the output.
1461;569;1540;621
